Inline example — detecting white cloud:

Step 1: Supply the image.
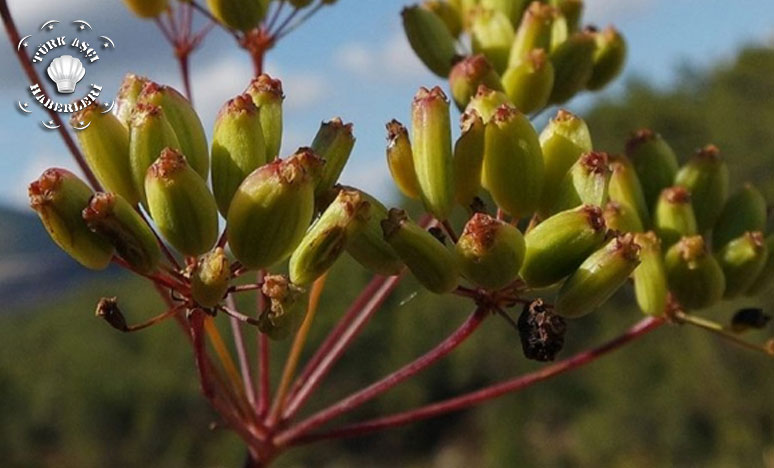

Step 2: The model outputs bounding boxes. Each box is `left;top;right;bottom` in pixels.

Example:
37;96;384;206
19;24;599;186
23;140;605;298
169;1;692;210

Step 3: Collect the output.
334;31;428;82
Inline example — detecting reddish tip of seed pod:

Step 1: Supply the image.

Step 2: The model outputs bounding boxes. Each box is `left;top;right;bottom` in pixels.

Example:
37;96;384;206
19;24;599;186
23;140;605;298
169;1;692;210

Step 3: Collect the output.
677;235;708;262
625;128;658;154
459;109;482;131
70;101;100;125
28;168;72;209
450;54;493;80
492;104;519;123
247;74;284;97
219;94;258;119
747;231;766;248
526;48;548;68
581;205;606;232
323;116;354;134
579;151;610;175
663;186;691;204
148;147;188;179
380;208;409;239
82;192;117;221
694;144;720;161
413;86;449;105
386;119;408;141
613;232;641;261
554;108;578;122
462;213;501;249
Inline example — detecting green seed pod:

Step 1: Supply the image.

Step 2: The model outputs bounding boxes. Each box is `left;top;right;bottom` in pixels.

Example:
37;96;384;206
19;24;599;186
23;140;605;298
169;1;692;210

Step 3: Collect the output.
464;84;511;123
747;234;774;295
145;148;219;257
289;188;370;285
259;274;307;340
501;48;555;115
411;86;455;220
385;120;421;200
191;247;230;308
550;0;582;31
482;0;530;28
402;5;458;77
449;54;504;111
455;212;525;289
712;183;767;249
549;11;569;51
537;109;592;214
227;149;321;269
82;192;161;274
665;235;726;310
551;151;610;214
246;74;284;160
206;0;266;31
625;129;679;212
632;231;668;317
482;104;544;218
653;187;697;249
548;31;596;104
556;233;640;318
312;118;356;198
381;209;459;294
115;73;150;127
453;110;486;207
608;154;651;229
422;0;463;37
674;145;729;233
603;201;643;233
520;204;607;288
587;25;627;91
716;231;768;298
138;82;209;180
211;94;267;217
72;104;138;205
129;103;182;207
29;169;114;270
338;186;404;276
508;2;556;67
122;0;168;19
470;8;515;74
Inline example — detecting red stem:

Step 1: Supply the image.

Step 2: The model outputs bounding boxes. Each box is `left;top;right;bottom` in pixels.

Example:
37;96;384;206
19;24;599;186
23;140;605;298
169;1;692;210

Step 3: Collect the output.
177;51;193;104
228;295;257;406
275;306;490;446
256;270;270;417
280;274;404;421
288;317;665;445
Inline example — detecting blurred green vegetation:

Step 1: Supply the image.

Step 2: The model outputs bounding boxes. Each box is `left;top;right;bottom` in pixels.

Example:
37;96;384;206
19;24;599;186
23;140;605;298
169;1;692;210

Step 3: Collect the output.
2;45;774;467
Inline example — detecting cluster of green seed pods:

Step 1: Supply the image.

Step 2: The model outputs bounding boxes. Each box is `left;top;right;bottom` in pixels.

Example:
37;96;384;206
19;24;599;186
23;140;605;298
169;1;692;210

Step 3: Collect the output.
404;0;627;115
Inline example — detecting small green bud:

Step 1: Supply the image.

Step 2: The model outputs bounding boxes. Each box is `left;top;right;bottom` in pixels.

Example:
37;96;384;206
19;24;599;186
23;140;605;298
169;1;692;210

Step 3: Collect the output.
715;231;768;298
402;5;458;77
139;82;209;180
508;2;556;67
482;104;544;218
482;0;530;28
129;103;182;207
747;234;774;295
551;151;610;214
520;205;607;288
385;120;421;200
381;209;459;294
312;118;356;198
82;192;161;274
550;0;583;31
259;274;307;340
453;110;486;207
411;86;455;220
537;109;592;213
470;8;515;74
191;248;230;308
501;48;555;115
123;0;168;18
72;104;138;205
422;0;463;37
603;201;643;233
556;233;640;318
586;25;627;90
246;74;284;160
207;0;267;31
449;54;504;111
608;154;651;228
625;128;679;212
549;11;569;51
339;187;404;276
548;31;596;104
455;213;525;289
674;145;729;233
464;84;511;123
665;235;726;310
211;94;267;217
289;189;370;285
653;186;698;249
145;148;219;257
632;231;668;317
712;183;767;249
29;169;113;270
227;149;322;269
115;73;150;127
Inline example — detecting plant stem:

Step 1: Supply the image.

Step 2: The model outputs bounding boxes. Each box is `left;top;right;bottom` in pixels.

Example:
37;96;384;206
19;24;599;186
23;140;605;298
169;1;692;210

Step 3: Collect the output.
288;316;665;445
228;295;257;406
123;305;184;332
674;311;774;357
258;333;271;417
275;306;490;446
177;51;193;104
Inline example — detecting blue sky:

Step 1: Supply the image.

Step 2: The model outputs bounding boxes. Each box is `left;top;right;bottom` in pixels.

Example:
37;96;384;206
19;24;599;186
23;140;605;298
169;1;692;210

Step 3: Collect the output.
1;0;773;209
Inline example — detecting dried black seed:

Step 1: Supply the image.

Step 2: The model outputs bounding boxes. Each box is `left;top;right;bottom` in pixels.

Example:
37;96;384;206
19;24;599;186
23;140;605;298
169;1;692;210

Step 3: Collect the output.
428;226;447;244
517;299;566;362
731;308;771;333
95;297;128;332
